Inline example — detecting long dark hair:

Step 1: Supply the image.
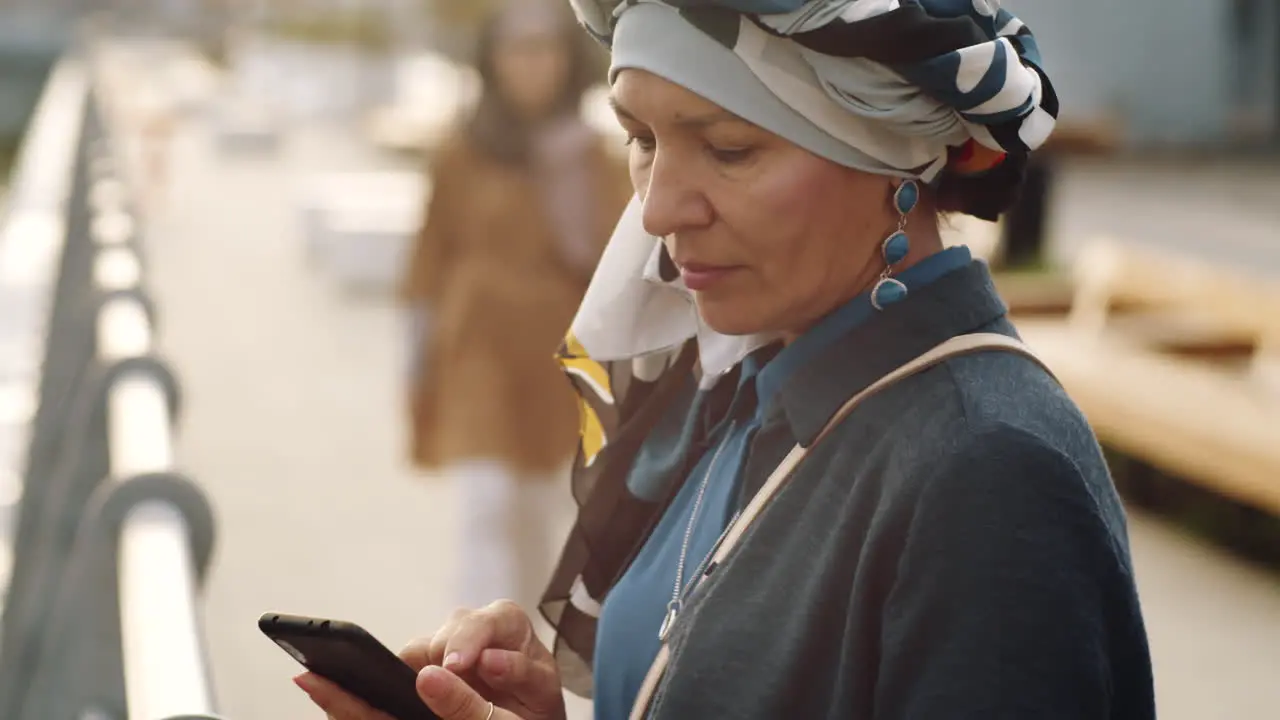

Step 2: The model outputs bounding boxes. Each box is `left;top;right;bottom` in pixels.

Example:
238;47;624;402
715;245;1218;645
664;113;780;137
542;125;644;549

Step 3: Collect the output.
465;0;603;166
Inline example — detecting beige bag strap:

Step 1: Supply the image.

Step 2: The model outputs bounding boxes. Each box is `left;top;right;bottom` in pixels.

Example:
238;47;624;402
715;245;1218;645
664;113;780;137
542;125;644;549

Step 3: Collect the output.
627;333;1050;720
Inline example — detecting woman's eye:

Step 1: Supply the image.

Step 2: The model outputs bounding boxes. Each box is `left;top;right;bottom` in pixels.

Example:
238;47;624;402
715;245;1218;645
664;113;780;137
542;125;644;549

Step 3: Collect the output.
625;135;656;152
708;146;754;164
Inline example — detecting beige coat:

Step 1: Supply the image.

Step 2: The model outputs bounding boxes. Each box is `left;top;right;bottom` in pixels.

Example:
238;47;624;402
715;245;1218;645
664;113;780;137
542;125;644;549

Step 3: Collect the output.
399;130;633;474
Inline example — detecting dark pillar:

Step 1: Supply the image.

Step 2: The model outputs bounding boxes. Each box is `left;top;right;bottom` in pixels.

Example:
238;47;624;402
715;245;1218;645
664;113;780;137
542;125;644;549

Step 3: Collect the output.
998;156;1053;270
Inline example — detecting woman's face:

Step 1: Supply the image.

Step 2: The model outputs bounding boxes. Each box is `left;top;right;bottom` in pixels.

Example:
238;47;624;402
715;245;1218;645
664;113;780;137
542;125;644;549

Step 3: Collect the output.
612;69;899;339
490;27;572;119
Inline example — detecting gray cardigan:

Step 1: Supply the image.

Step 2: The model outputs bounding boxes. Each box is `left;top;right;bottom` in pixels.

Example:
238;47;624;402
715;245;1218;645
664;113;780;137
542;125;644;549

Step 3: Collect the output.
641;263;1156;719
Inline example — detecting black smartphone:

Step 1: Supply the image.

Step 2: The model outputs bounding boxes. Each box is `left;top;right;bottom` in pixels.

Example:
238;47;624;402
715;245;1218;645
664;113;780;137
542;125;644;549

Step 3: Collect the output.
259;612;440;720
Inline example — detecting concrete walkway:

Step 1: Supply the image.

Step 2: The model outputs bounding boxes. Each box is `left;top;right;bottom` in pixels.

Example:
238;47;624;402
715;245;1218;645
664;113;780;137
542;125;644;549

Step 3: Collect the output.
145;119;478;719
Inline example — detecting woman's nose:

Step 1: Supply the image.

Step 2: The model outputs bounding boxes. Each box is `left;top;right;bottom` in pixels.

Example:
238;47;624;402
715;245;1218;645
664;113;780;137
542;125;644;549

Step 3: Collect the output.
640;153;713;238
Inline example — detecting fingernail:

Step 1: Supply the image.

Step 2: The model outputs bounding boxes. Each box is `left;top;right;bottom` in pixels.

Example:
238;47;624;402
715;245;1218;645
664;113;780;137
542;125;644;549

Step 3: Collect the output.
443;652;462;670
418;666;448;696
293;674;316;694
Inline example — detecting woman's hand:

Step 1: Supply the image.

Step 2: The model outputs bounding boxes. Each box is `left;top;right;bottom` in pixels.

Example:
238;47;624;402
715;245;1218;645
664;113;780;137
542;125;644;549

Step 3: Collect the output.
296;600;567;720
296;669;526;720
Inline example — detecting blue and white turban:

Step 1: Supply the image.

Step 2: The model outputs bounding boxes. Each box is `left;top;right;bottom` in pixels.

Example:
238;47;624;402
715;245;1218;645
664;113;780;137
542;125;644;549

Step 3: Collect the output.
572;0;1057;182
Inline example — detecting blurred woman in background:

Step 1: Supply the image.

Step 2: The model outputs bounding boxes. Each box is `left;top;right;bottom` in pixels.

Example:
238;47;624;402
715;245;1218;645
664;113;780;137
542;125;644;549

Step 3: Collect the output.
398;0;631;615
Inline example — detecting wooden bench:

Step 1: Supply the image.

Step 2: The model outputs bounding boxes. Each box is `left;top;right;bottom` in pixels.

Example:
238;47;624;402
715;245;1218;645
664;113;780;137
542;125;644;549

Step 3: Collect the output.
1012;238;1280;515
1064;239;1279;356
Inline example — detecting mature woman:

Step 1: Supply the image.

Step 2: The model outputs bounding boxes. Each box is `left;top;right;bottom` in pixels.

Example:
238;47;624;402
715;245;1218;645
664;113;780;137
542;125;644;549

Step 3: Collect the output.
308;1;1156;718
399;0;631;613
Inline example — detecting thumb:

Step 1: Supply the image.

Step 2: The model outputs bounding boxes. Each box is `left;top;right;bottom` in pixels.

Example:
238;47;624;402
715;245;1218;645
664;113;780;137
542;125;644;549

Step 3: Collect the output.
417;666;496;720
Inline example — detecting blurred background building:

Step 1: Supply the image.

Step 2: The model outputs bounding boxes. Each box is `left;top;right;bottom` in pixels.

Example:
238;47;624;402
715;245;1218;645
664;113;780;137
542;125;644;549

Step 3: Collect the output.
2;0;1277;149
1021;0;1280;150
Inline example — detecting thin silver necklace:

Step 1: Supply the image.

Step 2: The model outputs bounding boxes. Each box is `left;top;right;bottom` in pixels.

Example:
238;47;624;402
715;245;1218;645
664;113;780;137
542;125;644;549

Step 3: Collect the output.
658;432;733;642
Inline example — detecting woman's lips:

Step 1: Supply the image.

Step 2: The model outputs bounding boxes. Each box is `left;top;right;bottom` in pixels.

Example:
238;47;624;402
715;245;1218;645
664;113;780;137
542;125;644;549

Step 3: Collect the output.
678;263;738;291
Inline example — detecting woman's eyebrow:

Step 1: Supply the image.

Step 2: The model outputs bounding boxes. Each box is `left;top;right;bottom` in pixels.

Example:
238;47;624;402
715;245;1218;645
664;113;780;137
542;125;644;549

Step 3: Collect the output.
608;96;747;129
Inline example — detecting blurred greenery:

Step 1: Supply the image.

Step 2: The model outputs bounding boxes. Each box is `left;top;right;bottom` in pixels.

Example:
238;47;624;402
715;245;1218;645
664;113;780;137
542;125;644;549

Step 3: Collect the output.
0;49;53;188
424;0;504;30
264;10;393;52
999;253;1053;274
0;135;18;176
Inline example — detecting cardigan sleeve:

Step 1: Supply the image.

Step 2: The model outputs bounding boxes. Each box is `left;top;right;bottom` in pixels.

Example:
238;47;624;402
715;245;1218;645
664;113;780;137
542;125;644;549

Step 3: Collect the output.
398;140;464;306
870;424;1152;720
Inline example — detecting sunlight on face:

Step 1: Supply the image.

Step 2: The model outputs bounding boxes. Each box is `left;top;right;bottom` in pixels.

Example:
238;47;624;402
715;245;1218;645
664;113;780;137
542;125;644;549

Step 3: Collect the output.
610;69;898;338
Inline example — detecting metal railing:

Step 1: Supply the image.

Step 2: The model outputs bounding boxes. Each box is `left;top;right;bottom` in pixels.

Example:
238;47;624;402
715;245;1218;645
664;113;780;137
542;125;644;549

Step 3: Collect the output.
0;51;223;720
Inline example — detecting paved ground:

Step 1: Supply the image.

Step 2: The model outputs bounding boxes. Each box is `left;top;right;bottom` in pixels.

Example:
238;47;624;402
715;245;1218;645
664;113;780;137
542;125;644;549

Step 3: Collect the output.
32;41;1280;720
141;115;598;720
143;120;491;719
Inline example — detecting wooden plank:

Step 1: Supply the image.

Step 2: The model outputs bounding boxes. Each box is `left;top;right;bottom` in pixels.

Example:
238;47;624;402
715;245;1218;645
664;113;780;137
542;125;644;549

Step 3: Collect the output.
1103;309;1258;361
1074;238;1280;339
1009;238;1280;512
1018;320;1280;515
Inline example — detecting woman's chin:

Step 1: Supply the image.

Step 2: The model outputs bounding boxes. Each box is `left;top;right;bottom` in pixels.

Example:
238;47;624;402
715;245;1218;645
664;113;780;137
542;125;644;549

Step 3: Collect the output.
694;298;770;337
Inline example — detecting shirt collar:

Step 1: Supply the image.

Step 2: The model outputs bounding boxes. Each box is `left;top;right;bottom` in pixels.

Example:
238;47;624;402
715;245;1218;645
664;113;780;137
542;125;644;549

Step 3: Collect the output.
760;253;1009;446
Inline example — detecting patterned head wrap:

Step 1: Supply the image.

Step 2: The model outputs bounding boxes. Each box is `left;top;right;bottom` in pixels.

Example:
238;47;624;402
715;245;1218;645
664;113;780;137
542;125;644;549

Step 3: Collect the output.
575;0;1057;184
542;0;1058;696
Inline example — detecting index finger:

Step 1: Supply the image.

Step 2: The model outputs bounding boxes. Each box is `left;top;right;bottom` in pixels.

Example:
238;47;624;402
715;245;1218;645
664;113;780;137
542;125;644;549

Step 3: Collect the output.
401;608;471;671
441;600;534;672
399;635;436;672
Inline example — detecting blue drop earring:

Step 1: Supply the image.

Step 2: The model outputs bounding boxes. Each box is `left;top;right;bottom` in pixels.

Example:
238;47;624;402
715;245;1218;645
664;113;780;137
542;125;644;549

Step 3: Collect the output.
871;179;918;311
